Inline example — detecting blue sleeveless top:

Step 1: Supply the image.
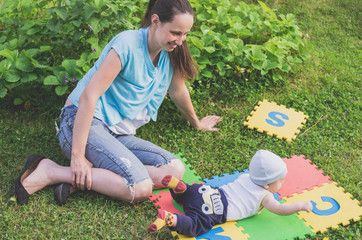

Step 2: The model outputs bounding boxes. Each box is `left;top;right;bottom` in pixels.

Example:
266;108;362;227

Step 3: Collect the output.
68;27;173;126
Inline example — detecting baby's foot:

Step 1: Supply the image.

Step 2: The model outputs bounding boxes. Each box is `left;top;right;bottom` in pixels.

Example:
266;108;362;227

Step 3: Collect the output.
147;210;174;232
161;175;186;193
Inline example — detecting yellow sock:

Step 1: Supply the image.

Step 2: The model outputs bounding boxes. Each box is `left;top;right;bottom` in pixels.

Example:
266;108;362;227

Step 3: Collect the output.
167;177;181;190
148;210;174;232
152;217;166;230
162;175;186;193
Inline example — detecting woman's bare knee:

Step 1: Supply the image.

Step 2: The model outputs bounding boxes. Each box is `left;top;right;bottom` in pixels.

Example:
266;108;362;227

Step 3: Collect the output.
170;158;185;179
146;158;185;189
133;179;153;203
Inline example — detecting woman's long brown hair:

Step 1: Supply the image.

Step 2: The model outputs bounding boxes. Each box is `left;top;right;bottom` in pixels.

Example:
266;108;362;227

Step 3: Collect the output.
141;0;198;81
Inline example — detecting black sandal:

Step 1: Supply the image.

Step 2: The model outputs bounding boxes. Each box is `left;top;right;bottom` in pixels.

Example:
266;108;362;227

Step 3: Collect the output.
54;183;71;206
15;154;46;205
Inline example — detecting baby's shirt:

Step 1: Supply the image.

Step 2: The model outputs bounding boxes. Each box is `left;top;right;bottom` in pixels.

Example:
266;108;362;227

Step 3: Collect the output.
220;174;270;221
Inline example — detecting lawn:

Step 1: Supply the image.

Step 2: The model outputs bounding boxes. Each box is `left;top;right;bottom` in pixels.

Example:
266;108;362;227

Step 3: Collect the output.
0;0;361;239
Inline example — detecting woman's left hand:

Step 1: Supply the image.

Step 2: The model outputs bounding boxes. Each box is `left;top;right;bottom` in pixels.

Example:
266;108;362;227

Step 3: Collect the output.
197;115;222;132
169;74;222;132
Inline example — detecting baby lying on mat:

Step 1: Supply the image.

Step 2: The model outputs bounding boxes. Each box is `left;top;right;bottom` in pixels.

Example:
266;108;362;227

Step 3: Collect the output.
148;149;313;237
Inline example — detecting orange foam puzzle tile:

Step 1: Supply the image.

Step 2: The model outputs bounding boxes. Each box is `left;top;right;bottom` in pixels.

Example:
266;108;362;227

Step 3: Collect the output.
171;221;249;240
284;182;362;233
278;155;332;198
149;190;185;215
244;99;308;142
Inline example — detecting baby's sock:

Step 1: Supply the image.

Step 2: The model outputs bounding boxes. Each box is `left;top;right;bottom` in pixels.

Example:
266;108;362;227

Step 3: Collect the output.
147;210;174;232
161;175;186;193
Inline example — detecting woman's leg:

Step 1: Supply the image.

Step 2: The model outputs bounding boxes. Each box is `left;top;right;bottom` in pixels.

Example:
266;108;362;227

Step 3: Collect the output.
55;105;154;202
115;135;185;188
145;159;185;188
21;158;152;203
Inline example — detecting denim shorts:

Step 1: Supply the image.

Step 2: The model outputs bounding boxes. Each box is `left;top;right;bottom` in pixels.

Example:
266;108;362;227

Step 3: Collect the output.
56;104;179;187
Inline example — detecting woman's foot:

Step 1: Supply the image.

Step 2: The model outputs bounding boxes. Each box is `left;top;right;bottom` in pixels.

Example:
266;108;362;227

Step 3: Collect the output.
161;175;186;193
147;210;175;232
20;158;59;195
54;183;76;206
15;154;46;205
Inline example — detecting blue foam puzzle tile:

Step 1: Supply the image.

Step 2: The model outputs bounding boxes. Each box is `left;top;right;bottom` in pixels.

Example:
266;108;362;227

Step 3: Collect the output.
273;193;282;201
204;170;249;188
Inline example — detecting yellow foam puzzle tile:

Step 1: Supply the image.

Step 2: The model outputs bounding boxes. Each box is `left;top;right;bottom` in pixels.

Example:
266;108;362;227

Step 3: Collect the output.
171;221;250;239
244;99;308;142
284;182;362;233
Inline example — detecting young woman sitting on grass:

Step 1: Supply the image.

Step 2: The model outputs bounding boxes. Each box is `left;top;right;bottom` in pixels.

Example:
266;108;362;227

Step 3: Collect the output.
15;0;221;206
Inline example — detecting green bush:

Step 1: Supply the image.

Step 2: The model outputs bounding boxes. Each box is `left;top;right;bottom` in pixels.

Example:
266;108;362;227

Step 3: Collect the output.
0;0;146;105
0;0;308;107
188;0;309;92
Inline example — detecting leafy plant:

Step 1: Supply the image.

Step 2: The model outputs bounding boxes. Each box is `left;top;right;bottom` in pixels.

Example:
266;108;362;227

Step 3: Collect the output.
188;0;309;92
0;0;146;106
0;0;308;108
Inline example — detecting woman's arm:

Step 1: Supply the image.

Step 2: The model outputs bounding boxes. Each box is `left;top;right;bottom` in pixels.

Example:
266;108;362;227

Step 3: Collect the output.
168;73;222;131
261;192;313;215
71;49;122;191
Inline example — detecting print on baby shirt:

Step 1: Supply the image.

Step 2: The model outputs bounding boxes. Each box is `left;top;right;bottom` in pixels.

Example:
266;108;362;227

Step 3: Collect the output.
198;185;224;215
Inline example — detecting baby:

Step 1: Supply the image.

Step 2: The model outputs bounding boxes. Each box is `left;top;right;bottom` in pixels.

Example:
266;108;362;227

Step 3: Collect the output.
148;149;313;237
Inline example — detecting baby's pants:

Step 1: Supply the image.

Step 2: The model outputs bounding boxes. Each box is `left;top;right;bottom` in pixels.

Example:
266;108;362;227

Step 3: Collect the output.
170;183;228;237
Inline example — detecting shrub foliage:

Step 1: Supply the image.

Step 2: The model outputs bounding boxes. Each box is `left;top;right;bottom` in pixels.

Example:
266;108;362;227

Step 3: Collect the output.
0;0;308;106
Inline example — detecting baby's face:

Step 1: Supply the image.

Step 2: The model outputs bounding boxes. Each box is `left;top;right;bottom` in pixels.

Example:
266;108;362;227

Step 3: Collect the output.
267;177;285;193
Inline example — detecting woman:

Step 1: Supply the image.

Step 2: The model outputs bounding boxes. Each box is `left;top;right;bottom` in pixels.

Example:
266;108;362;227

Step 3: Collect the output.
15;0;221;206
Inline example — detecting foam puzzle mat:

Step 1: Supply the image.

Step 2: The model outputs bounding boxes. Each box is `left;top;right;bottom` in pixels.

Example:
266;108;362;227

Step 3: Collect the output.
243;100;308;142
148;154;361;239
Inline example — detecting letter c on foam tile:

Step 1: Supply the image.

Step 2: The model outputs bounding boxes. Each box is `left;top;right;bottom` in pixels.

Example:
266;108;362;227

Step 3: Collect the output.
311;196;340;216
265;111;289;127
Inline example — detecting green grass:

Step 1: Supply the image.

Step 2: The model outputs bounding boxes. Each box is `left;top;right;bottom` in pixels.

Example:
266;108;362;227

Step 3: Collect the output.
1;0;361;239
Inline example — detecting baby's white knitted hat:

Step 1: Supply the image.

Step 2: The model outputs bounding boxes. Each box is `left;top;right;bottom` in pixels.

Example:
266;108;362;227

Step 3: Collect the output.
249;149;287;186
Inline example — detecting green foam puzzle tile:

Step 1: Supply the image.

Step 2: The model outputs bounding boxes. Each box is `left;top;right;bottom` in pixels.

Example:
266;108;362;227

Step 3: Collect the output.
236;203;315;240
175;153;203;184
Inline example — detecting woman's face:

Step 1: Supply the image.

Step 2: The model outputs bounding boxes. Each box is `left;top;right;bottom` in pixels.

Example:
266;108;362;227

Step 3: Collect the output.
153;13;194;52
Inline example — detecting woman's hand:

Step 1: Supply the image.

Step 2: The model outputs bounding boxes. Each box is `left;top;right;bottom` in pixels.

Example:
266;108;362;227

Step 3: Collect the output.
197;116;222;132
70;155;93;191
169;74;223;132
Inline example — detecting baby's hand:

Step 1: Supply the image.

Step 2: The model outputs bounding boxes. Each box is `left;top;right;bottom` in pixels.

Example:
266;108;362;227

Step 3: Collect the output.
301;201;313;212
